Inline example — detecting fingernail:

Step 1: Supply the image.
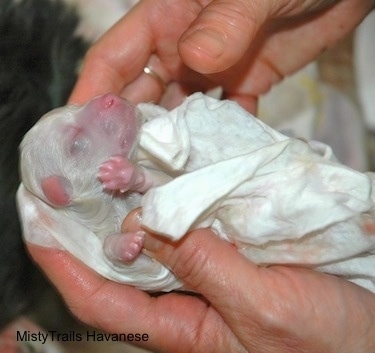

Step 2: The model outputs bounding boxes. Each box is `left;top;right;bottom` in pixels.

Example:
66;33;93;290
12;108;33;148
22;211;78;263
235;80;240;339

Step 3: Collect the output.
182;28;226;59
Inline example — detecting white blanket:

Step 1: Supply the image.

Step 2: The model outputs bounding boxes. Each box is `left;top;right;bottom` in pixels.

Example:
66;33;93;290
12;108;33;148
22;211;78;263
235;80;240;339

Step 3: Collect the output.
136;93;375;291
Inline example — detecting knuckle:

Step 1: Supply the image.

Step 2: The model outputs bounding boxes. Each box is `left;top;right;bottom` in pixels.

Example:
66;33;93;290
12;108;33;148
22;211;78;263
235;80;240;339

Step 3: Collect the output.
204;0;258;32
168;236;212;289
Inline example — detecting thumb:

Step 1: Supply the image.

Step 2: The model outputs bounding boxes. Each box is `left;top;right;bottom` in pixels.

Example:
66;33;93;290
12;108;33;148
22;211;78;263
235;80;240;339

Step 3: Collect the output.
178;0;271;74
122;209;262;302
143;228;241;293
122;210;273;349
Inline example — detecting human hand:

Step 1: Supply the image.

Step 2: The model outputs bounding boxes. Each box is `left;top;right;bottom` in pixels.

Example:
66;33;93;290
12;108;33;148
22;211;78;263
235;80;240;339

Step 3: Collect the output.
27;208;375;353
69;0;374;112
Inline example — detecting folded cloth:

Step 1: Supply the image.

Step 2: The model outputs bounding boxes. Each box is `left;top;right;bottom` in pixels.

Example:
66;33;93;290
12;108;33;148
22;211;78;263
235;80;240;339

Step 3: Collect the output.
137;93;375;292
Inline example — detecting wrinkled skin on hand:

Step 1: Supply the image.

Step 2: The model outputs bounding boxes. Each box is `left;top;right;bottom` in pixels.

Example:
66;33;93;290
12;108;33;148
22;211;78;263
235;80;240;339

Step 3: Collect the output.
70;0;375;112
27;208;375;353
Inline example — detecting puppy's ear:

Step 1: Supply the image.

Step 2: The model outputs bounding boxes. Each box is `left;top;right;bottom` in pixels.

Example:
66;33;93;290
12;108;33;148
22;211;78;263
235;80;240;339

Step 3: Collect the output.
41;175;73;206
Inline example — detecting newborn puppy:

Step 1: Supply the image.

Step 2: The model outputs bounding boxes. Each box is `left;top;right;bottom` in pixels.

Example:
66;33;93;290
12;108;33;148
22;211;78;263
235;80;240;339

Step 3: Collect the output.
0;0;87;328
18;94;173;290
18;93;182;291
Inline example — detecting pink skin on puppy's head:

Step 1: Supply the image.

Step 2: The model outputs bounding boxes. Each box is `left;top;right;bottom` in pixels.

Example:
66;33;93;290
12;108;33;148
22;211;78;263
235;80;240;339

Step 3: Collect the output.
30;94;141;206
75;93;140;156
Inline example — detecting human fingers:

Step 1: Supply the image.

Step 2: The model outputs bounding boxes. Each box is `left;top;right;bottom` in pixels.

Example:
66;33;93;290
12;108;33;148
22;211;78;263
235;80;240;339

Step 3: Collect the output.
123;210;375;352
26;244;246;353
123;210;278;351
182;0;374;108
69;2;171;104
178;0;271;74
177;0;337;74
118;54;172;105
177;0;372;76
